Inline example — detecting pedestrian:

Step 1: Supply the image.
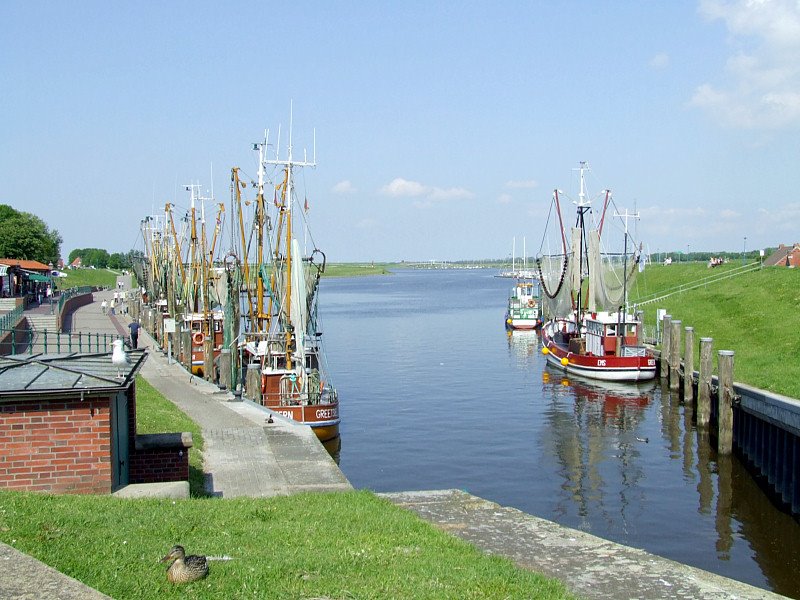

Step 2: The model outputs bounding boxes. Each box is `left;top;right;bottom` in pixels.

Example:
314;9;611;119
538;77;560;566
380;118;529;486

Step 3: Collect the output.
128;319;141;349
110;298;116;315
101;299;108;314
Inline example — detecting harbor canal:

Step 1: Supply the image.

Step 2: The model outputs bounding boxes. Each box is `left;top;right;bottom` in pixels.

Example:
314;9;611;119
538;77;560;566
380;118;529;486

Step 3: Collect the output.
320;268;800;598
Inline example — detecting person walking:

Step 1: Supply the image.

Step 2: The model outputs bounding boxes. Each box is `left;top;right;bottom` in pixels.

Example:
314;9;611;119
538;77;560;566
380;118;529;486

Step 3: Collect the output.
128;319;141;349
101;299;108;314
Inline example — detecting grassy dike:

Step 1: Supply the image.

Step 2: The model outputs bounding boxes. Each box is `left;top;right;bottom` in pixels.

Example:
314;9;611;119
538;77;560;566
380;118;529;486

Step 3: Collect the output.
631;262;800;398
0;378;573;599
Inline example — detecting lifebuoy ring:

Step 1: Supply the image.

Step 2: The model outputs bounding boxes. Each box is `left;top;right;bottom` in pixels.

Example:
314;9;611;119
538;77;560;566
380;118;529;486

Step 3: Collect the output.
192;332;204;345
528;299;535;308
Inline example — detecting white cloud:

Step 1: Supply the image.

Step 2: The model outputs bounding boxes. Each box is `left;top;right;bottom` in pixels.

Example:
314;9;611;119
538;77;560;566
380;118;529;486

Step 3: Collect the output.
332;180;357;194
505;179;538;189
381;178;428;197
649;52;670;69
692;0;800;129
380;177;474;204
497;193;513;205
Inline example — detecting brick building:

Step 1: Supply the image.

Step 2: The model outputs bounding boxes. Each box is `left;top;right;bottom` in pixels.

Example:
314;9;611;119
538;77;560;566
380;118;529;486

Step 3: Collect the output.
0;350;191;494
764;243;800;267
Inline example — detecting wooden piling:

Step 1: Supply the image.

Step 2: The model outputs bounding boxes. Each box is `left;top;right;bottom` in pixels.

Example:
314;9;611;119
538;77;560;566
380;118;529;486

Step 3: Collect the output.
203;337;214;382
718;350;735;455
698;338;713;428
181;327;192;370
669;320;682;391
661;315;672;379
683;326;694;401
245;363;262;403
219;348;231;390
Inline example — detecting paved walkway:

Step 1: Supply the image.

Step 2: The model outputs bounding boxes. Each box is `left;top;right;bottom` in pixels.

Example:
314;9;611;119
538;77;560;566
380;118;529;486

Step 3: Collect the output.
68;288;352;498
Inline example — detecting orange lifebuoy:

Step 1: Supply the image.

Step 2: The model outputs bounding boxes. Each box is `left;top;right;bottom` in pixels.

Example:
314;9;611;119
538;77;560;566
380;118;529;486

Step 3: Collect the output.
192;332;204;345
527;299;535;308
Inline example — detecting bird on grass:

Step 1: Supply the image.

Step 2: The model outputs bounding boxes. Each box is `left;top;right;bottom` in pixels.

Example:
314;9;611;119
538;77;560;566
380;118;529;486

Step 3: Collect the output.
111;339;131;378
160;545;209;583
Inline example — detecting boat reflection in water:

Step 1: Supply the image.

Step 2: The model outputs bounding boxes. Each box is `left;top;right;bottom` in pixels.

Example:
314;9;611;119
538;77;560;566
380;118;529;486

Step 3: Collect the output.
537;370;800;598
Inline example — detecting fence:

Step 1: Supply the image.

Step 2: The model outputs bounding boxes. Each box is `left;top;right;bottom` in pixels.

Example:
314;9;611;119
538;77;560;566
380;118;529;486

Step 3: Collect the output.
0;328;124;355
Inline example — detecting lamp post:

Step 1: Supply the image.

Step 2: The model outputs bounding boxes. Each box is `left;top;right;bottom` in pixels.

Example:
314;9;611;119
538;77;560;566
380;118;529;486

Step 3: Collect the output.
687;244;690;263
47;262;54;314
742;236;747;266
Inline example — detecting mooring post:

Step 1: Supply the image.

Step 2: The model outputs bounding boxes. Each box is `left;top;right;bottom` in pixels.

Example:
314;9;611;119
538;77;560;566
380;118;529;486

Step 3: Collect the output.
181;327;192;370
684;326;695;401
203;336;214;382
219;348;231;390
698;338;713;427
245;363;262;403
718;350;735;454
661;314;672;380
669;320;682;391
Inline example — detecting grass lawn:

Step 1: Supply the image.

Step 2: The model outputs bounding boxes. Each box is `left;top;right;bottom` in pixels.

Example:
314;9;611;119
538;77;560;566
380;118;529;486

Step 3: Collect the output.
324;263;395;277
57;268;121;291
630;262;800;398
0;490;571;599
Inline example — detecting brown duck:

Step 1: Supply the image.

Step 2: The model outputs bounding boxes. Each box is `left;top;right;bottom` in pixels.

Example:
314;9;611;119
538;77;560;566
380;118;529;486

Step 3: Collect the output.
160;545;209;583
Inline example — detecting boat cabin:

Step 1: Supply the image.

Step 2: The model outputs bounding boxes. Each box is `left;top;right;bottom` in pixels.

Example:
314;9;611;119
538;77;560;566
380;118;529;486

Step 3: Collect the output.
585;312;641;357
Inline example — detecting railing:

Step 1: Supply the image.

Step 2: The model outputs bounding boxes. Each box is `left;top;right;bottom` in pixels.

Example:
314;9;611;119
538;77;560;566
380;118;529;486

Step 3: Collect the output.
0;304;25;331
632;261;761;308
0;328;124;355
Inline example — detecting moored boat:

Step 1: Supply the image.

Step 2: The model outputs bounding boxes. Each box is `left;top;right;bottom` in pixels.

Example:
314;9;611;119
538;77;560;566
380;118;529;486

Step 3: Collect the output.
235;122;340;442
536;162;655;382
505;277;541;330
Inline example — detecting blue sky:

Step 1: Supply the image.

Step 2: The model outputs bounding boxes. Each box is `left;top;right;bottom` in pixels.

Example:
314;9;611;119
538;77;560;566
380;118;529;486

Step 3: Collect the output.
2;1;799;262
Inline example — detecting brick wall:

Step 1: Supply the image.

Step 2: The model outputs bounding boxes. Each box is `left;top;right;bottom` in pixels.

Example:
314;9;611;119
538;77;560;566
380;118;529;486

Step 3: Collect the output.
0;397;112;494
129;448;189;483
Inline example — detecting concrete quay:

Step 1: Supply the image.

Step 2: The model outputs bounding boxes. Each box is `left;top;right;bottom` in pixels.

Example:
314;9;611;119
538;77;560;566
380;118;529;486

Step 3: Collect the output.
382;489;787;600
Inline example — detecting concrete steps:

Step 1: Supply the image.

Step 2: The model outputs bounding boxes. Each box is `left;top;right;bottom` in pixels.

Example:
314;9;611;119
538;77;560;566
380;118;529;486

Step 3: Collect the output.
26;314;58;332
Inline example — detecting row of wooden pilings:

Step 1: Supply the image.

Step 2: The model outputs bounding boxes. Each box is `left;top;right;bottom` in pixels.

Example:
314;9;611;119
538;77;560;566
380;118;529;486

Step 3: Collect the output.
660;314;800;515
660;315;735;453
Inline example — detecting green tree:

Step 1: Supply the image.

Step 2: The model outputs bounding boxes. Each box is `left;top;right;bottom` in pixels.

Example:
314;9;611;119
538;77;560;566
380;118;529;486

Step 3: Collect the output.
0;204;61;264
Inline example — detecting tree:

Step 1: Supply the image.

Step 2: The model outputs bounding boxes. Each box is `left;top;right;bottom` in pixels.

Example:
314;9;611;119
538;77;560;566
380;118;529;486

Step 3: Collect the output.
0;204;61;264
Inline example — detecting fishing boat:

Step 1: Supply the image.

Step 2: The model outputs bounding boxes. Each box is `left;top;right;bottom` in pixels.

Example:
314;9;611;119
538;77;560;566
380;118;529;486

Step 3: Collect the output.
235;122;340;442
536;162;656;382
505;277;541;330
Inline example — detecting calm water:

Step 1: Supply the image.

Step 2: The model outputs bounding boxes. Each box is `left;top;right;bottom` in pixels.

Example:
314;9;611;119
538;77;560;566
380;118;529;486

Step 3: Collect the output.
319;269;800;598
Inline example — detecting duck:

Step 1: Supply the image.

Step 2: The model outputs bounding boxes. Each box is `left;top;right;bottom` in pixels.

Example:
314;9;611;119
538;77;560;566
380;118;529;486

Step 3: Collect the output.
160;545;209;583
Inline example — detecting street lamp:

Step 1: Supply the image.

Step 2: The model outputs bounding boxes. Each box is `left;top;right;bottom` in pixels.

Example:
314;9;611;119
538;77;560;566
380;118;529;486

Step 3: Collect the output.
47;262;54;314
743;237;747;266
687;244;690;263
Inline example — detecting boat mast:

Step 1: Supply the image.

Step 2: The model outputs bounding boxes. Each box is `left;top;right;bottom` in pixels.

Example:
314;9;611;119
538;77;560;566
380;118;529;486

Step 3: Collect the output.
264;109;316;372
574;162;591;331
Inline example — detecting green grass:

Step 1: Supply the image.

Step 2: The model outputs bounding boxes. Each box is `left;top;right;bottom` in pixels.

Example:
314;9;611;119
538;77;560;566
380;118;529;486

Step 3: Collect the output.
630;262;800;398
134;376;207;497
0;490;572;599
57;268;120;290
324;263;395;277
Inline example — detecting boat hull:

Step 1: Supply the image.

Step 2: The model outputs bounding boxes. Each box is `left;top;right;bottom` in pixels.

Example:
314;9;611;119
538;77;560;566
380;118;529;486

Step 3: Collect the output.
267;403;340;442
541;322;656;382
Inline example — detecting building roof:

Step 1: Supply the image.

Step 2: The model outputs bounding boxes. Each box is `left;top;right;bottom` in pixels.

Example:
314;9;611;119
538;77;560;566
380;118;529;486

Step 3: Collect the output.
0;258;52;272
763;243;800;267
0;350;147;398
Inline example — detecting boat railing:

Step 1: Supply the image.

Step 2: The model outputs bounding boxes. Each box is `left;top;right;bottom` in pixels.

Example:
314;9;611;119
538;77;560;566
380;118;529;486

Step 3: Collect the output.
621;345;649;357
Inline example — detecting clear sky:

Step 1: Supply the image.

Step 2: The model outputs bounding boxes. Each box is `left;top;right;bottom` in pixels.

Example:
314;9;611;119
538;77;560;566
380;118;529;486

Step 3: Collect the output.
2;1;799;263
